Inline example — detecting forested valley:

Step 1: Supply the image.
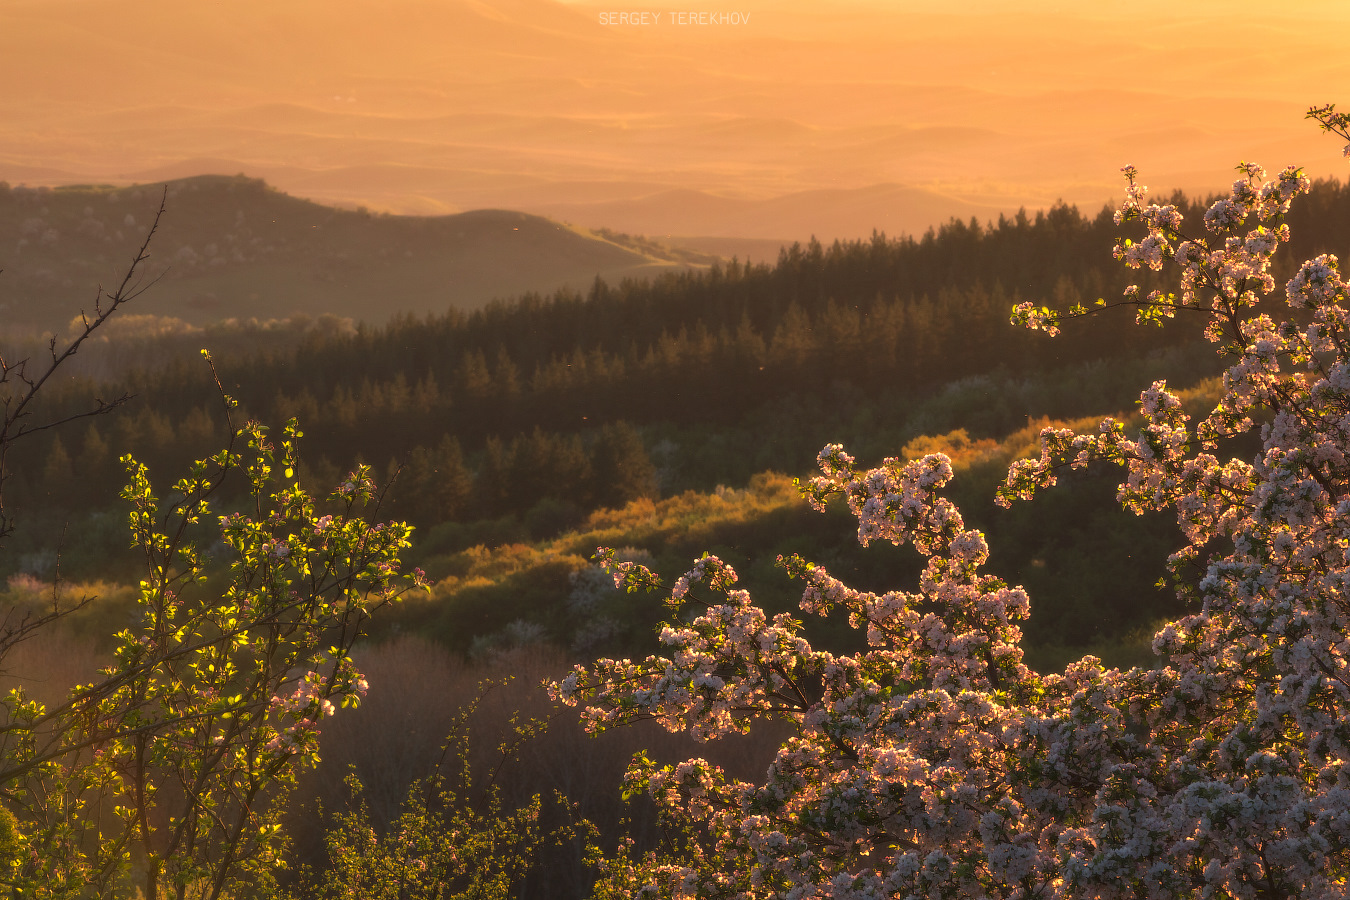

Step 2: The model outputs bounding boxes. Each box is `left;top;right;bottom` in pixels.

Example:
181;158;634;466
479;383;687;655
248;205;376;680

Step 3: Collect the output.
9;179;1350;644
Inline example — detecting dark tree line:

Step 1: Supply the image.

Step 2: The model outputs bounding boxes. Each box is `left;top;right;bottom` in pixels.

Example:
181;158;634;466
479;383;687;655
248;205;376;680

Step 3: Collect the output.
8;180;1347;540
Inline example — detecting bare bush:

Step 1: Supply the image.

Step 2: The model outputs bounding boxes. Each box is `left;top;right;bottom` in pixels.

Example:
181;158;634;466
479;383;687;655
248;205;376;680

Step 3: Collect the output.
291;637;790;899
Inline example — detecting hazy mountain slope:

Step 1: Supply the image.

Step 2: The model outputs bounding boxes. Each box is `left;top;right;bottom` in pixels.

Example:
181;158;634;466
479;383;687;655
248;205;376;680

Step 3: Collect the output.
0;175;690;332
531;184;1009;242
3;0;1343;242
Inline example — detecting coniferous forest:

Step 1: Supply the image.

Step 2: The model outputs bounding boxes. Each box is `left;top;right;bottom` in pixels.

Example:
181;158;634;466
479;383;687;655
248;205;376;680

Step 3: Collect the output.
7;181;1350;636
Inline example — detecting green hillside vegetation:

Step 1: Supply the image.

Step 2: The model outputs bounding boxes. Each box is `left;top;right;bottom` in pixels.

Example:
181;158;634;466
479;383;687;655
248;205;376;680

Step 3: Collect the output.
4;178;1345;668
307;372;1226;671
2;371;1225;674
0;175;698;333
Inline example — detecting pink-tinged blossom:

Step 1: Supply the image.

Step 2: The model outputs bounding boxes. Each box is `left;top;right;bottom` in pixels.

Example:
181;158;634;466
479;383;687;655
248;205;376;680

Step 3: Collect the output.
1011;301;1061;336
1204;197;1247;233
1122;234;1169;270
1287;254;1346;310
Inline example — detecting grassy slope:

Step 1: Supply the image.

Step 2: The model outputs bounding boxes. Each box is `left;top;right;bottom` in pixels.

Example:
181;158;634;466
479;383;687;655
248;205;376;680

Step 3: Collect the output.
377;375;1225;672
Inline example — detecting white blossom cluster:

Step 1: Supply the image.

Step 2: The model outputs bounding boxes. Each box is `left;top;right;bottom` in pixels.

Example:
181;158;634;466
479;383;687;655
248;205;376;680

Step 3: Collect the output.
552;112;1350;898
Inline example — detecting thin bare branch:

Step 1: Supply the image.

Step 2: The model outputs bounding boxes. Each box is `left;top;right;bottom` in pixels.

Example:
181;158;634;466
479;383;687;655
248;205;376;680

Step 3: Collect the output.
0;186;169;547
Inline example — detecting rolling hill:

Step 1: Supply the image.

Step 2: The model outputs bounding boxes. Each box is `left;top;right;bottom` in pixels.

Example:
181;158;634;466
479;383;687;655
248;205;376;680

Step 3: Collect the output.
0;174;704;333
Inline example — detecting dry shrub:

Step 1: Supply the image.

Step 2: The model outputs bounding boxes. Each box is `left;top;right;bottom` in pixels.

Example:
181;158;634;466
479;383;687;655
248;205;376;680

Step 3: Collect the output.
288;635;789;900
0;625;106;710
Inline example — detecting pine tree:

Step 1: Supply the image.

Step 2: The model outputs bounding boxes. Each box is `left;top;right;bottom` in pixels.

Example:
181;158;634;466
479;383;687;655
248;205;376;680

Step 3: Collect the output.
429;434;473;522
41;435;75;507
590;421;657;510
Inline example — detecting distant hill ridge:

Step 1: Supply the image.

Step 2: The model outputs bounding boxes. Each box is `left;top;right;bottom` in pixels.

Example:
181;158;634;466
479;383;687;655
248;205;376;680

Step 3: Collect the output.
0;174;708;333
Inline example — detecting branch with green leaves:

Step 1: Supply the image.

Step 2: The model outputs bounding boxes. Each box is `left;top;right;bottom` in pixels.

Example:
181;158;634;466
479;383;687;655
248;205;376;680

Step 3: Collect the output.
1;393;428;899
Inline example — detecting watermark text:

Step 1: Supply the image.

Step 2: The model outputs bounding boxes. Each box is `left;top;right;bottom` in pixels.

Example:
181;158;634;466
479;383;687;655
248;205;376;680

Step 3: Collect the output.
598;11;753;26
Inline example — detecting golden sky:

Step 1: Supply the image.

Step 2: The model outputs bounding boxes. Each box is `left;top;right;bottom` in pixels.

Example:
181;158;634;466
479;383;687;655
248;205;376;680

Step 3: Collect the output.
0;0;1345;240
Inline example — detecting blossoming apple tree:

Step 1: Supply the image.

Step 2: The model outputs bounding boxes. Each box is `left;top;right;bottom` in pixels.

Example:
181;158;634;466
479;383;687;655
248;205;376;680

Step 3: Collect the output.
0;214;429;900
553;105;1350;898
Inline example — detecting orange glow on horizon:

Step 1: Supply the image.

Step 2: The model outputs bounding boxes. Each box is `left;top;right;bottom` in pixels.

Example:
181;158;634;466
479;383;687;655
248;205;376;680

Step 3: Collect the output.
0;0;1345;240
